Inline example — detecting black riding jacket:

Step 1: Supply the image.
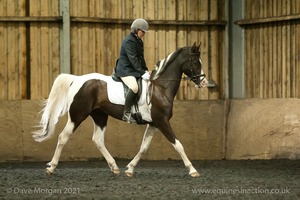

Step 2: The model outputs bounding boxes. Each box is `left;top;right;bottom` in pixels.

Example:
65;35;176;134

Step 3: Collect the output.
115;32;148;78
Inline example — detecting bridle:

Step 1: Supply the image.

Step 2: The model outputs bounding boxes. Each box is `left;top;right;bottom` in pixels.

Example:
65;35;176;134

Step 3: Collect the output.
186;51;206;83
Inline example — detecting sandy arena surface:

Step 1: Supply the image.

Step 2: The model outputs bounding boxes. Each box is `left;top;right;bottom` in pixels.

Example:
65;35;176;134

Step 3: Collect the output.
0;159;299;199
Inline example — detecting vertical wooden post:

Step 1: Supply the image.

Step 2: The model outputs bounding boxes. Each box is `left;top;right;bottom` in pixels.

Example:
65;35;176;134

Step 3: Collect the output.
222;0;230;160
223;0;229;100
229;0;245;98
25;0;31;99
60;0;70;74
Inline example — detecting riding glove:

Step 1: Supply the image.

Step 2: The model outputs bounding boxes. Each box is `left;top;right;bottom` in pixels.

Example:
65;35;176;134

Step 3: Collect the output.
142;71;150;80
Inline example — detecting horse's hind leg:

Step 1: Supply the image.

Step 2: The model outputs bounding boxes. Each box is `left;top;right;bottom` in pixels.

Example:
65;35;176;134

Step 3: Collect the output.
125;124;156;177
91;112;120;175
46;119;74;175
92;126;120;175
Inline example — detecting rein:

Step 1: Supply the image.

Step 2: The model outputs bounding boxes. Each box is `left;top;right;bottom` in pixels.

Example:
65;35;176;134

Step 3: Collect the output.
149;74;206;82
146;74;206;105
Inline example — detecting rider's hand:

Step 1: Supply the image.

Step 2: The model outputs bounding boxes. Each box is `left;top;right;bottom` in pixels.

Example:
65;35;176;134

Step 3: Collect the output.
142;71;150;80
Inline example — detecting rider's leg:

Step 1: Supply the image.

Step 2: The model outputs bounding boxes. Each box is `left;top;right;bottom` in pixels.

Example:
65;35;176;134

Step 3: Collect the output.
120;76;138;123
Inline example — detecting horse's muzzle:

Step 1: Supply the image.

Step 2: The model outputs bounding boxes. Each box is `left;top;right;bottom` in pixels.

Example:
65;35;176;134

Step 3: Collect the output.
194;75;208;88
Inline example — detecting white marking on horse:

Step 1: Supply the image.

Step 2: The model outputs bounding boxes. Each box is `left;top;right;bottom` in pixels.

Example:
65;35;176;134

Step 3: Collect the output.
92;126;120;174
154;51;175;79
172;139;199;176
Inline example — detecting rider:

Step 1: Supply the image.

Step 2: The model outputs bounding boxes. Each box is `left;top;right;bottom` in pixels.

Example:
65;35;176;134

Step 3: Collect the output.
115;18;150;123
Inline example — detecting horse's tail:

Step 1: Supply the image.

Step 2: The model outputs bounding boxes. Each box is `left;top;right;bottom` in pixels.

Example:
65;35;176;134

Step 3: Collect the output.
32;73;75;142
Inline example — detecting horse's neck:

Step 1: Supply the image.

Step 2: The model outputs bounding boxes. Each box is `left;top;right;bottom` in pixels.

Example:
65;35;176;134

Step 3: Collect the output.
154;60;183;99
161;54;185;80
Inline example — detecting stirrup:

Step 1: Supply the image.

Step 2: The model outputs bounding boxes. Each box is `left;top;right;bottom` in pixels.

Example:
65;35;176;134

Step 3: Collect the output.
122;112;132;123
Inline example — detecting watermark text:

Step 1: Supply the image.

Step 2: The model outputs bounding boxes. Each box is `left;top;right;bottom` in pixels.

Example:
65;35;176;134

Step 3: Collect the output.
6;187;80;195
191;187;290;195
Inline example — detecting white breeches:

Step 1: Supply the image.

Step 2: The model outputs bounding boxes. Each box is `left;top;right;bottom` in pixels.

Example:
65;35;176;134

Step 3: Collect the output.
121;76;138;93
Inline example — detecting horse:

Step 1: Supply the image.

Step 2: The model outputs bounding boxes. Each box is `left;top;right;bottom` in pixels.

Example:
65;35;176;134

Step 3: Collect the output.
33;42;208;177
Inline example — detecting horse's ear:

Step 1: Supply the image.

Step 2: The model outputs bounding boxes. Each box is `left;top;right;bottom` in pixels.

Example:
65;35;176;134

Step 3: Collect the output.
197;43;201;50
191;42;200;53
191;42;197;52
192;42;201;51
192;42;197;48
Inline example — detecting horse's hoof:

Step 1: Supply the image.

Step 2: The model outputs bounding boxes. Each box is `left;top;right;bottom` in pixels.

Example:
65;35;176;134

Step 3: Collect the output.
125;171;133;177
190;172;200;177
112;169;121;175
46;168;53;176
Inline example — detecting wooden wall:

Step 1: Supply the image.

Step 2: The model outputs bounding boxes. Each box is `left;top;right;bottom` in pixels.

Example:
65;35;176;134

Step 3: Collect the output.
1;99;300;162
69;0;225;100
29;0;60;99
0;0;61;100
227;99;300;160
0;0;27;100
0;0;226;101
1;1;300;100
0;100;225;162
236;0;300;98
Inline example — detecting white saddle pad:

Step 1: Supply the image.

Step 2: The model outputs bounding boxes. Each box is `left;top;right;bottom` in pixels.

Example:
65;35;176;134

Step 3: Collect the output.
106;77;152;122
106;77;148;106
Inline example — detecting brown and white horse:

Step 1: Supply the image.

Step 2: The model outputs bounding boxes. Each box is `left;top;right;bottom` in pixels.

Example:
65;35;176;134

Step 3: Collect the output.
33;43;207;177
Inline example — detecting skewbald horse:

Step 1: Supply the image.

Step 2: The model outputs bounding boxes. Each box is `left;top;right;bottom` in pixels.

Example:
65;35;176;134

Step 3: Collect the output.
33;43;208;177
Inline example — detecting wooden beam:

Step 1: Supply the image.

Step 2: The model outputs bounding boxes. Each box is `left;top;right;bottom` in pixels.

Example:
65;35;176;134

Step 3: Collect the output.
0;16;227;27
71;17;227;26
0;16;62;22
235;14;300;26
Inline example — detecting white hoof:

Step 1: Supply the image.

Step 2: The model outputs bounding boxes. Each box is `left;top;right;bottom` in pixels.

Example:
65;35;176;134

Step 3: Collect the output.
111;169;121;175
190;171;200;177
125;171;134;177
46;168;53;175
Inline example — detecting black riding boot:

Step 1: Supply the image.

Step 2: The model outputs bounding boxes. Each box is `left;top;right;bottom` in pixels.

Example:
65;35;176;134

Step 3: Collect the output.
122;89;136;123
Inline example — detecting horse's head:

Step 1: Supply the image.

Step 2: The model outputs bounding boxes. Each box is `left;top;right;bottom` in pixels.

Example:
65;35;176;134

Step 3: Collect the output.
182;43;208;88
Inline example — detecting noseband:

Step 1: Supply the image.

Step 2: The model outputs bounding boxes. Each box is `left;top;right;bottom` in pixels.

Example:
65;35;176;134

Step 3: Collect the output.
187;52;206;83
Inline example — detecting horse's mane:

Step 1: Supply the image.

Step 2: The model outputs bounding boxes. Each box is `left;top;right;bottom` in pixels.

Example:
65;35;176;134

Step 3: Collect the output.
152;48;184;80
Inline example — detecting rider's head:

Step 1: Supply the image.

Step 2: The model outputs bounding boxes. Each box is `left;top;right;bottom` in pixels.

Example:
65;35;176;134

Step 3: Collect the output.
131;18;149;39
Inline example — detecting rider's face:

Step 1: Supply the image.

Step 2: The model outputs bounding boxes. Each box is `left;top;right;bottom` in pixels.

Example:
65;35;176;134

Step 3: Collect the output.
137;29;145;39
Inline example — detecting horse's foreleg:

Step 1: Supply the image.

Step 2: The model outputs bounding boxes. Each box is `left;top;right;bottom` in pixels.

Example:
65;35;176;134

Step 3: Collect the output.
46;120;74;175
125;124;156;177
92;126;120;175
172;139;200;177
